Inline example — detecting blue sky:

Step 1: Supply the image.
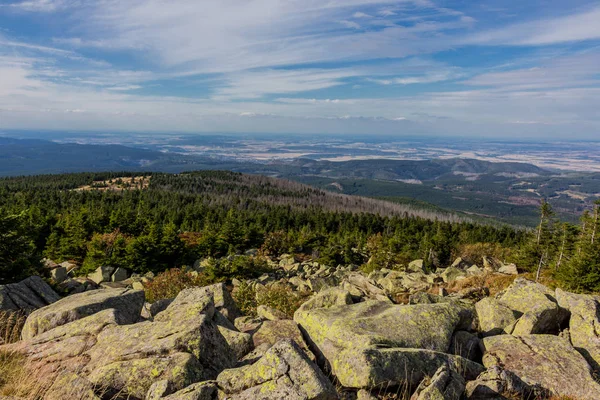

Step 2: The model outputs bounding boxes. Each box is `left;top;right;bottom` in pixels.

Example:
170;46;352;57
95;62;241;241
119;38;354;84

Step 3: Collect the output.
0;0;599;138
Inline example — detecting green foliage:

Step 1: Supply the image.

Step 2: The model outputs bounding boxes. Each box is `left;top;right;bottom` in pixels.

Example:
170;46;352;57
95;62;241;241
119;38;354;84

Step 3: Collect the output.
0;171;526;283
233;282;312;318
0;211;41;283
203;256;271;282
143;268;214;303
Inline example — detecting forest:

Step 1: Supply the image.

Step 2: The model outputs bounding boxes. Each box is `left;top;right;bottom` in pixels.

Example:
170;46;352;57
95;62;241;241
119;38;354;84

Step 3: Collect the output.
0;171;598;292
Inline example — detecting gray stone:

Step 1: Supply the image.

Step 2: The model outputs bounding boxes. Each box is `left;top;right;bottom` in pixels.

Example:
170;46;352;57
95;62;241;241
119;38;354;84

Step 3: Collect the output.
295;300;481;388
21;288;144;339
0;276;60;312
88;266;115;284
217;339;337;400
475;297;516;337
111;267;129;282
410;364;465;400
51;267;68;284
480;334;600;399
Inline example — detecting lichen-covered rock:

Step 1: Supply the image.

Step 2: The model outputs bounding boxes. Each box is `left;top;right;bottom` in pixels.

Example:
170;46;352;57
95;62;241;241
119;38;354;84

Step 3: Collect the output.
441;267;466;283
87;352;203;399
410;364;465;400
234;316;263;334
295;287;353;315
408;259;425;273
498;278;567;335
497;263;517;275
475;297;516;336
171;283;240;323
480;334;600;399
555;288;600;372
84;290;236;384
44;371;100;400
257;305;287;321
5;308;122;372
0;276;60;312
217;324;253;361
161;381;219;400
295;300;480;388
216;339;336;400
21;288;144;339
466;366;528;400
252;320;312;359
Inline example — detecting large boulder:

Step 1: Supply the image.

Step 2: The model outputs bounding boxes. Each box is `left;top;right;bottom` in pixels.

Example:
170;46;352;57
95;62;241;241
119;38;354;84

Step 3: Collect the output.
497;278;567;335
480;334;600;399
0;276;60;312
172;283;241;323
295;300;481;388
216;339;337;400
21;288;144;339
555;288;600;372
84;289;237;388
475;297;516;336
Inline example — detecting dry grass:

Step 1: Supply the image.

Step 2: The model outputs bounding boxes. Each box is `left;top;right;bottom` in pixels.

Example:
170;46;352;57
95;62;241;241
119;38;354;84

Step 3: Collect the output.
233;281;312;318
0;310;26;344
447;273;518;297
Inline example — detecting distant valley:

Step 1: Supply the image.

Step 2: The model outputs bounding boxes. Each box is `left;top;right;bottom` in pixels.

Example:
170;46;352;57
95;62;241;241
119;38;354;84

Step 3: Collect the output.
1;134;599;226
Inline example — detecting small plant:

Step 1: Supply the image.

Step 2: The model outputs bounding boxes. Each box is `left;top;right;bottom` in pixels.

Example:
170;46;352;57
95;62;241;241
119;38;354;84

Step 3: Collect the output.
143;268;215;303
255;283;312;318
232;281;312;318
232;281;258;316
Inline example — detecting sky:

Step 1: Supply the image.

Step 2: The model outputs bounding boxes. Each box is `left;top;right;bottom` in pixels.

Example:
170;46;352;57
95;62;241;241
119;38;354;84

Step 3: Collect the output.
0;0;599;138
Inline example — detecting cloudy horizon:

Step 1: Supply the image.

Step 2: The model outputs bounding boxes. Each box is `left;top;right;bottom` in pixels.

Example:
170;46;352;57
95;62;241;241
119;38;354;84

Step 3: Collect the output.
1;0;599;138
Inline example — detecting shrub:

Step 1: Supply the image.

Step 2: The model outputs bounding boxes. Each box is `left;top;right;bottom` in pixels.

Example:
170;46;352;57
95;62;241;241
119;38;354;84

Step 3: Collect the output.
232;281;312;318
143;268;215;303
204;256;271;282
232;281;258;317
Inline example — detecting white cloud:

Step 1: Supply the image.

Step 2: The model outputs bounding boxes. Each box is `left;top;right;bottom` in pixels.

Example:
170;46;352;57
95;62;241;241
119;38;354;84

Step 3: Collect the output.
466;6;600;46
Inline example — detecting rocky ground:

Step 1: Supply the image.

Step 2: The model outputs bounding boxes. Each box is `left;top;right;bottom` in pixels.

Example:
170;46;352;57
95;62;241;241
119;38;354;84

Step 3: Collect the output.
1;255;600;399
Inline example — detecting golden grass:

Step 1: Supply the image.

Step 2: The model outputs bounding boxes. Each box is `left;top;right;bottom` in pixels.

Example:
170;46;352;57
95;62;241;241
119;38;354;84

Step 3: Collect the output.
0;310;26;345
446;273;518;297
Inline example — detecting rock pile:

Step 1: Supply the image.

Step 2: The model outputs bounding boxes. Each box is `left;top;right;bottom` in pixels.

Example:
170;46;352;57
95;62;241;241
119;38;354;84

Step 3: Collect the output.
3;256;600;400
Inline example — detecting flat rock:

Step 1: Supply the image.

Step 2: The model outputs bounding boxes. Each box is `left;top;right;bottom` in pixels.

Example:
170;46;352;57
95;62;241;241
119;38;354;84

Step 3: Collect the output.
21;288;144;339
295;300;480;388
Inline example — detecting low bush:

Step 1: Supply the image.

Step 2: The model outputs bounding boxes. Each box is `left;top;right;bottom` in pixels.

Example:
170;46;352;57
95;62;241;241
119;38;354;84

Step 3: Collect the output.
143;268;215;303
233;281;312;318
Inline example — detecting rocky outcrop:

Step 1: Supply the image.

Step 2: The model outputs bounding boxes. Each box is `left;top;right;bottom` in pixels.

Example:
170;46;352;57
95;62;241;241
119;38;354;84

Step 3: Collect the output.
479;334;600;399
497;278;568;335
216;339;337;400
555;288;600;372
295;300;482;388
21;287;144;339
0;276;60;312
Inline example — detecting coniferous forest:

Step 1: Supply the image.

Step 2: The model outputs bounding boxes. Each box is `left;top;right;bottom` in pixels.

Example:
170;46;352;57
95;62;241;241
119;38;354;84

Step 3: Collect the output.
1;170;599;292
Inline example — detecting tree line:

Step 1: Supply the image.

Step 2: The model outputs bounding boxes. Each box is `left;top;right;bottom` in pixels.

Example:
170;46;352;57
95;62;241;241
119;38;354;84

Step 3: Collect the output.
0;171;597;291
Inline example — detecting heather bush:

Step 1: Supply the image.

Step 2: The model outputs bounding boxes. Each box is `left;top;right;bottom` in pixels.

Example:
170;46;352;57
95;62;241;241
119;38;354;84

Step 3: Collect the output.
143;268;215;303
